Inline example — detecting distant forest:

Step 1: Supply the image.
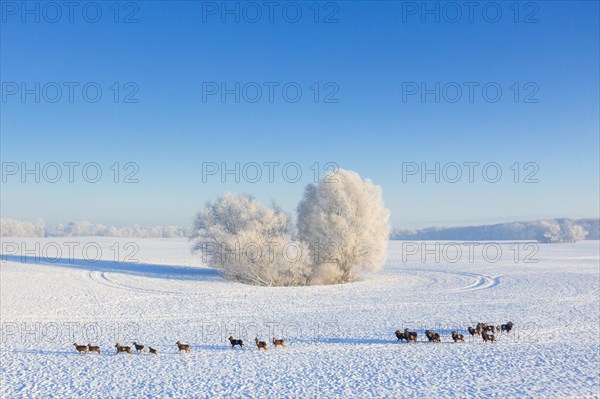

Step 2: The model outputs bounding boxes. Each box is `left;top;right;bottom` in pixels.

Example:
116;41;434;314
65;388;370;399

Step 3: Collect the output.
391;219;599;243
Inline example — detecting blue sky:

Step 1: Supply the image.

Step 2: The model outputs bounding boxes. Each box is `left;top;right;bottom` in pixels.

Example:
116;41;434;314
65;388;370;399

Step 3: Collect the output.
1;1;598;228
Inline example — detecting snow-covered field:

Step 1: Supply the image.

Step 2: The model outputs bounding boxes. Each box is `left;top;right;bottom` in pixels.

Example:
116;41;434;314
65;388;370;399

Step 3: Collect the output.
1;238;598;398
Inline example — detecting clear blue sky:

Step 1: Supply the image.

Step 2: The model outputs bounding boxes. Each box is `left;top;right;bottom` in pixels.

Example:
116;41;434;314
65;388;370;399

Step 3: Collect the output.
1;1;598;229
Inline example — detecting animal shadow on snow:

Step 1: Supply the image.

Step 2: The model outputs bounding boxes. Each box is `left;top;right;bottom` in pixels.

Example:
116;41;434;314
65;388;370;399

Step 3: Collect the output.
317;337;459;346
316;337;395;345
182;344;231;352
1;254;221;282
11;349;75;356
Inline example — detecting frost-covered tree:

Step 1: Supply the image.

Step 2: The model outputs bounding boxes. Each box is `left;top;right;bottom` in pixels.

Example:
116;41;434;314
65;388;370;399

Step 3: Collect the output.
0;218;45;237
64;221;93;236
163;225;182;237
297;169;390;284
540;220;562;243
559;219;588;242
190;193;311;286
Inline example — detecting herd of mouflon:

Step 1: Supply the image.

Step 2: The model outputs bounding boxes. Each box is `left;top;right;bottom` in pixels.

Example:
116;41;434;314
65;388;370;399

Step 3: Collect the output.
395;321;514;344
73;322;513;355
72;337;285;355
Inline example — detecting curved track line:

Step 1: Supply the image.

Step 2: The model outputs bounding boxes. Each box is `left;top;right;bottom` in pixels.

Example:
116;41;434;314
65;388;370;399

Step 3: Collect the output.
88;271;186;296
401;269;501;293
449;272;501;292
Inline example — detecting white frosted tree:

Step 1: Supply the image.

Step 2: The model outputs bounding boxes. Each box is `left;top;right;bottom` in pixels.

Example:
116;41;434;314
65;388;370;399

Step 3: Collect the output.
297;169;391;284
163;225;182;237
0;218;45;237
559;220;588;242
64;221;93;236
190;193;311;286
540;220;561;243
53;223;66;236
107;226;120;237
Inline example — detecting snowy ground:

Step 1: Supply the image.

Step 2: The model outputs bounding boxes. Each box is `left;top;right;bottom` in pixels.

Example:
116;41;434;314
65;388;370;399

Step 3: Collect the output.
1;238;598;398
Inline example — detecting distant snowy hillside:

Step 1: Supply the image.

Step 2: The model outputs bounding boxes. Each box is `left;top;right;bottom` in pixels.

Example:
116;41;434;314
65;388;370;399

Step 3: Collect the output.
391;218;599;242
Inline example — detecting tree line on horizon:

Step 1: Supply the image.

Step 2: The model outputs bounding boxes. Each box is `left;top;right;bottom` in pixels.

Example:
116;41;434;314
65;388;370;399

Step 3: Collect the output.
390;218;599;243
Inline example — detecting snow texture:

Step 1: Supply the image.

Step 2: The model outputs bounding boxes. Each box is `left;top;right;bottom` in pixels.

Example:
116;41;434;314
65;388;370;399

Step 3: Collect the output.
1;238;598;398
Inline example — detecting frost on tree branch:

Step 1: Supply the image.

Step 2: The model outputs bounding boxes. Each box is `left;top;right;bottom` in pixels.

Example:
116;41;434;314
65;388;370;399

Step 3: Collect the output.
190;170;391;286
297;169;391;284
190;193;311;286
